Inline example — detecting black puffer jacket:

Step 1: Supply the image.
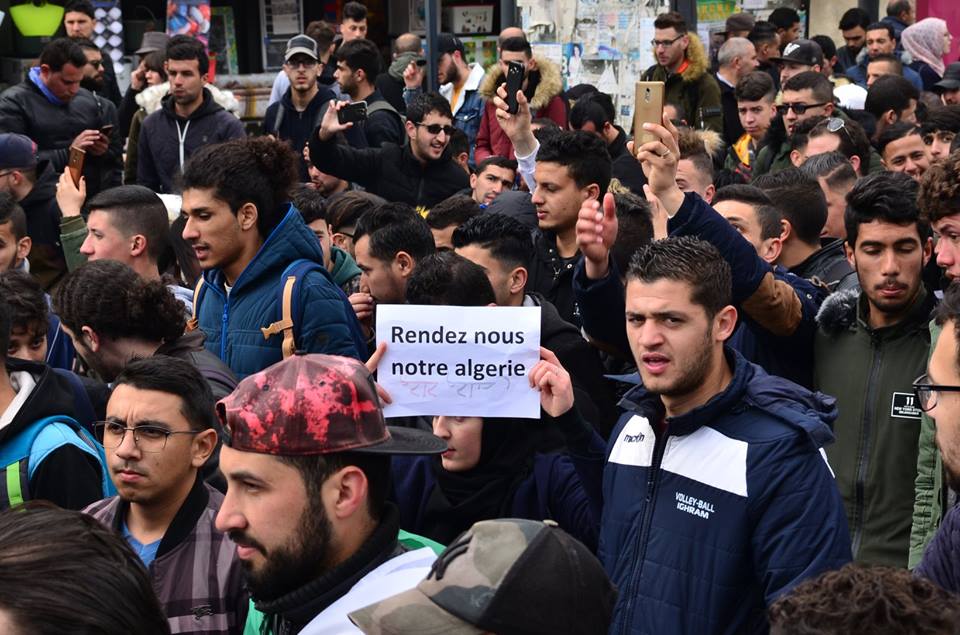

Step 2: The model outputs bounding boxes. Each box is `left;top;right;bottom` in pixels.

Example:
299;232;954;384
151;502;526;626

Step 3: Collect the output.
310;138;469;211
0;79;122;196
18;162;66;290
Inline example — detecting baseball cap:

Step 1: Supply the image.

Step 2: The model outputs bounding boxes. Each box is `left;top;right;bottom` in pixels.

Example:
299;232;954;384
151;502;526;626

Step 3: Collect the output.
934;62;960;92
285;34;319;62
216;353;447;456
770;39;824;67
724;12;755;34
0;134;38;171
437;33;465;56
348;518;617;635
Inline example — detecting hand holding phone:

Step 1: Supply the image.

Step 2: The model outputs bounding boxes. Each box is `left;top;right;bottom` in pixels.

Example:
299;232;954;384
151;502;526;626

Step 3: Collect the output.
100;124;115;137
337;101;368;125
633;81;665;146
67;146;85;188
505;61;525;115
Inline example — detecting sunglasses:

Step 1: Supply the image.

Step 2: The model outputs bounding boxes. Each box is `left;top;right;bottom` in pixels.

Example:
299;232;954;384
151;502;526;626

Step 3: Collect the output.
776;101;829;116
416;123;456;136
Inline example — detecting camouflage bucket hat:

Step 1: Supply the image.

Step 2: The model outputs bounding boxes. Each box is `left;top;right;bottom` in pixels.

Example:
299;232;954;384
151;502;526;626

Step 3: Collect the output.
217;353;447;456
349;519;617;635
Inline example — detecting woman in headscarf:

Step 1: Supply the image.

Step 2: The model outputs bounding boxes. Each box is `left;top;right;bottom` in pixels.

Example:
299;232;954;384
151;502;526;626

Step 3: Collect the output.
902;18;953;91
390;347;605;551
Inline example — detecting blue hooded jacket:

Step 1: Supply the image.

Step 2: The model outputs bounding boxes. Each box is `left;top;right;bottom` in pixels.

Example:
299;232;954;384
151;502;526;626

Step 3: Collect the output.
600;349;852;634
196;206;364;378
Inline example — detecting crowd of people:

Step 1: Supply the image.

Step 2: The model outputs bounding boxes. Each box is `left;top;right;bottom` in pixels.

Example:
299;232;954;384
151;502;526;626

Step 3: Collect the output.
4;0;960;633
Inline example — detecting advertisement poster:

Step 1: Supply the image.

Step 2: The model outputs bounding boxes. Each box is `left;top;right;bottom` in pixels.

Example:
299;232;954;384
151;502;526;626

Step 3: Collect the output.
166;0;211;46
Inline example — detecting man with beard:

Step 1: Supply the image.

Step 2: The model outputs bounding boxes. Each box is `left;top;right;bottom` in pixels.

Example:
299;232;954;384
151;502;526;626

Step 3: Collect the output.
62;0;122;106
72;38;107;94
84;356;248;634
214;352;447;634
137;35;245;193
334;38;405;149
262;35;336;181
915;283;960;592
310;92;469;210
813;172;933;567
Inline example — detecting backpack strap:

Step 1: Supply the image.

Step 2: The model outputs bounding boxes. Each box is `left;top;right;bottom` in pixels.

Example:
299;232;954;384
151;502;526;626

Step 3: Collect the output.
366;100;405;123
260;269;300;359
186;276;206;332
273;103;286;135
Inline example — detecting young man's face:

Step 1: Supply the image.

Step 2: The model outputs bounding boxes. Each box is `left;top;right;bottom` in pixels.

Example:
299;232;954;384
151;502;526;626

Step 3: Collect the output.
818;176;853;239
779;21;801;47
340;18;367;42
432;416;483;471
882;133;929;180
926;319;960;492
0;222;29;272
181;187;251;279
216;446;335;601
81;47;105;91
625;277;727;397
713;199;777;262
842;26;866;52
40;63;83;103
498;49;534;85
7;323;46;362
866;59;899;86
64;10;95;38
353;235;408;304
780;88;833;135
531;162;594;235
470;165;516;206
79;210;134;265
335;61;361;97
437;53;460;85
166;59;205;107
845;220;930;323
942;88;960;106
737;98;776;141
652;27;688;69
455;243;520;307
307;165;346;196
866;28;896;58
307;218;333;270
284;55;319;94
407;111;453;163
924;129;956;162
932;215;960;281
104;384;215;508
675;159;714;202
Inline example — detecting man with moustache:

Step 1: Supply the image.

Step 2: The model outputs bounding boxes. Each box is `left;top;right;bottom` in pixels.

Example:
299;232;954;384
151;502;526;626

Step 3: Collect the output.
84;356;247;634
813;172;933;568
214;353;446;634
597;116;850;633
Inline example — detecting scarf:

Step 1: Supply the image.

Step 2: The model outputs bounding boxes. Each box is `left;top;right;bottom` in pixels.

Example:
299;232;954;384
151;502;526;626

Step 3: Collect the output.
902;18;948;77
29;66;64;106
421;417;539;544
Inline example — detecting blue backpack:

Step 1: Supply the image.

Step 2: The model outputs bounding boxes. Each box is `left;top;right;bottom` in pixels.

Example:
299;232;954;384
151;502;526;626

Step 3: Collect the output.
0;415;114;509
188;259;368;360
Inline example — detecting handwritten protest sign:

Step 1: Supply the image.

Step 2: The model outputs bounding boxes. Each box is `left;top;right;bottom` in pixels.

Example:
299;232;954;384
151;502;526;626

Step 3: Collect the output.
375;305;542;418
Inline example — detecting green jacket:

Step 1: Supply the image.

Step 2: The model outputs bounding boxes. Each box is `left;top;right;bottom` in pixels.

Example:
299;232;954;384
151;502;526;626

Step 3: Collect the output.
329;245;362;295
909;320;946;568
59;215;88;272
641;34;722;133
814;287;934;567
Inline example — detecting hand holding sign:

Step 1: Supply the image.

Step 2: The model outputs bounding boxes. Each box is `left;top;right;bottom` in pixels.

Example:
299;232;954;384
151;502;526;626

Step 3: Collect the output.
528;347;574;417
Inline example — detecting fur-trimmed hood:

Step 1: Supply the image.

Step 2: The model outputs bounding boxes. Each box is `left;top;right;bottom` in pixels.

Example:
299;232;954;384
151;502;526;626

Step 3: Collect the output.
815;288;859;336
678;33;710;83
478;55;564;109
135;82;241;117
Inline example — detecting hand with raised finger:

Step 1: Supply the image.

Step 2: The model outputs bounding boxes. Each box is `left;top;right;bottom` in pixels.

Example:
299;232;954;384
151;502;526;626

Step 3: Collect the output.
403;61;424;89
576;192;618;279
527;346;574;417
364;341;393;405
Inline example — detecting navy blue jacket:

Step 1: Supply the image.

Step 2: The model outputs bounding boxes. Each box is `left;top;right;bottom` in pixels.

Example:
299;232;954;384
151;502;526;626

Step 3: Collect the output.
196;206;363;378
600;349;852;634
916;503;960;593
574;192;824;388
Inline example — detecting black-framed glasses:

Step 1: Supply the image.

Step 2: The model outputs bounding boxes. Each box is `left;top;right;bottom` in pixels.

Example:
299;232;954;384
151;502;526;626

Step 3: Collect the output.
94;421;201;453
285;58;318;69
416;123;456;136
922;130;957;146
913;374;960;412
651;35;684;48
776;101;829;116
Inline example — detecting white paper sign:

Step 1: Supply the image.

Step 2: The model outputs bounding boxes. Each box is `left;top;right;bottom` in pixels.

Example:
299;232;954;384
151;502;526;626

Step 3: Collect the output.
375;305;542;419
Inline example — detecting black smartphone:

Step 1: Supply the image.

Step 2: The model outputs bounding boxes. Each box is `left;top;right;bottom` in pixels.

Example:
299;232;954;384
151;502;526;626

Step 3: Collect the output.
505;61;525;114
337;101;368;125
100;124;115;137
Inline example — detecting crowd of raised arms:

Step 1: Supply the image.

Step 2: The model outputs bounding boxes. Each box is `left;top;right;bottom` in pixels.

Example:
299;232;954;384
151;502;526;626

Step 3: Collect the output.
3;0;960;633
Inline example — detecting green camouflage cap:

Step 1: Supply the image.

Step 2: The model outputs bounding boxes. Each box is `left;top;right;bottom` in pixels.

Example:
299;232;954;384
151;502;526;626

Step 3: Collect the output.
348;518;616;635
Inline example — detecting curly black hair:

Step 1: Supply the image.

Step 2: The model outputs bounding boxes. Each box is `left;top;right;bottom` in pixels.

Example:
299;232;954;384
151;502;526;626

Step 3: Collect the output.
0;270;48;335
919;149;960;223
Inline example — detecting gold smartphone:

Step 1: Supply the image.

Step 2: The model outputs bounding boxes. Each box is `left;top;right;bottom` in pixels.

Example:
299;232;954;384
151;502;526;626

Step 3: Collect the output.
67;146;85;188
633;81;665;147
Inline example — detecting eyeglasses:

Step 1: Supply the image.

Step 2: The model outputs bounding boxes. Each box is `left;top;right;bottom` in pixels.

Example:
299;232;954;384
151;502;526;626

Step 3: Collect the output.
285;59;318;69
651;35;684;48
922;130;957;146
416;123;456;136
912;374;960;412
94;421;201;453
776;101;829;116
